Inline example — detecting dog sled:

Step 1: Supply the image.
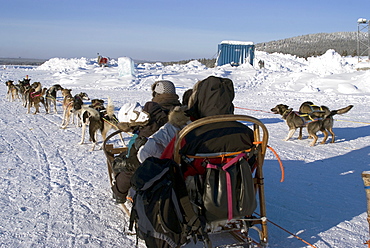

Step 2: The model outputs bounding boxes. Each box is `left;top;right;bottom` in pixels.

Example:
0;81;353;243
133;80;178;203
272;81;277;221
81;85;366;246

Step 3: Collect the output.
103;114;269;247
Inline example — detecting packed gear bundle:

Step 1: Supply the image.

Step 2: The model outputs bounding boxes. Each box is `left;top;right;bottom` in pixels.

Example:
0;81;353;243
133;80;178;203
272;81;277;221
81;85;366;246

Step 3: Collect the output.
178;121;257;223
129;157;202;248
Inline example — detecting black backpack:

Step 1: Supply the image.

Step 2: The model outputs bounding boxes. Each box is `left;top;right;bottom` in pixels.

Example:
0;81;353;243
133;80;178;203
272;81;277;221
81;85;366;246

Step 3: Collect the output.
129;157;203;248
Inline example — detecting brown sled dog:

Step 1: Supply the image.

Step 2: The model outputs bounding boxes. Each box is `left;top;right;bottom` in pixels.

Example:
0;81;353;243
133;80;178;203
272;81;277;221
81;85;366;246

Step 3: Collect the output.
25;82;47;114
271;103;353;146
299;101;353;144
5;80;20;102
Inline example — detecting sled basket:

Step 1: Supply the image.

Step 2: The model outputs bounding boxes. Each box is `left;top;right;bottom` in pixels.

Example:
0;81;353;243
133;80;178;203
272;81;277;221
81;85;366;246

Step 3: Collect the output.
173;114;269;246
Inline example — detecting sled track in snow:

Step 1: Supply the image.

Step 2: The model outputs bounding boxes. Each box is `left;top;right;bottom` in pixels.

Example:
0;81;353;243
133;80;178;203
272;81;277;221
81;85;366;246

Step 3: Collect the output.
1;99;84;245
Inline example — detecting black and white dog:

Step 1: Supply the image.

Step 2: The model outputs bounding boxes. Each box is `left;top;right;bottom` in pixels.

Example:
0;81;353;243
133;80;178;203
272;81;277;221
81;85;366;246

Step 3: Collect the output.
45;84;64;114
61;92;89;129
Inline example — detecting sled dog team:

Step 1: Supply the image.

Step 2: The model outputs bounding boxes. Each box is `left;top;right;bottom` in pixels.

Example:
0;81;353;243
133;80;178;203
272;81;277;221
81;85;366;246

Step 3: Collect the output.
4;77;354;147
4;77;121;151
271;102;353;146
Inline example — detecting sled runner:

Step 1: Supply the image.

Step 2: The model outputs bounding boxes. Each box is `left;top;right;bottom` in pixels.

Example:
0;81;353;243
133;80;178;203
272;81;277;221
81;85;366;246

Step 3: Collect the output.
103;113;269;247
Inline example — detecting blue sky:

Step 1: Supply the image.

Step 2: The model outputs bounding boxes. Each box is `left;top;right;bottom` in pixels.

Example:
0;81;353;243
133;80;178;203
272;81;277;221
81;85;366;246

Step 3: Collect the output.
1;0;369;61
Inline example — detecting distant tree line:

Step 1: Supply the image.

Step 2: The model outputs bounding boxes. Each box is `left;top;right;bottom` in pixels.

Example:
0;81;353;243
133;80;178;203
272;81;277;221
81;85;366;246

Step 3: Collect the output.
0;58;47;65
162;58;217;68
255;31;367;58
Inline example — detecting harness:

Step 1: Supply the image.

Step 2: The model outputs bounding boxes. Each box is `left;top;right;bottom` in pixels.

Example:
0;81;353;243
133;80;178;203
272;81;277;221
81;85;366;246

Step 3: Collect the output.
308;104;324;113
92;102;105;112
102;114;119;128
283;109;323;126
46;89;56;100
282;109;293;120
74;95;82;101
71;94;84;107
64;95;74;107
30;91;42;98
295;112;322;124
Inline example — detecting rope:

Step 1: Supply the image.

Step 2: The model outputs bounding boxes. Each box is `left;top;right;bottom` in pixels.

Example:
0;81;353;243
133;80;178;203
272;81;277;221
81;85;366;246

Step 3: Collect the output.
102;117;119;130
267;145;284;182
254;212;317;248
335;119;370;125
364;239;370;248
244;141;284;182
235;106;274;114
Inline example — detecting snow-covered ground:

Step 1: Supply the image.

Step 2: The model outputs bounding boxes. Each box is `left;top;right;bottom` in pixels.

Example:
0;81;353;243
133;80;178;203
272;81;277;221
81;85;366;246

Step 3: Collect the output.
1;50;370;247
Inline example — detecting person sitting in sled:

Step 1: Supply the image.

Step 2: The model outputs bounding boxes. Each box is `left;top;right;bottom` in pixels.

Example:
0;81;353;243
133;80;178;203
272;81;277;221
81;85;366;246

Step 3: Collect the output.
111;80;181;203
136;89;192;163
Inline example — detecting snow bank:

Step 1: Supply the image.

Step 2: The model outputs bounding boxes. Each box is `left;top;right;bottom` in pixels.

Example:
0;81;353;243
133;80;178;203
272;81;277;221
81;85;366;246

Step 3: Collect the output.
307;49;355;75
32;51;369;94
164;60;208;72
255;51;308;72
37;57;95;71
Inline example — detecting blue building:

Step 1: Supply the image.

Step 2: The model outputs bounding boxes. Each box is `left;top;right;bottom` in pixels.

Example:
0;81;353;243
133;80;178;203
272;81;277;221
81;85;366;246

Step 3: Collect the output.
216;41;255;67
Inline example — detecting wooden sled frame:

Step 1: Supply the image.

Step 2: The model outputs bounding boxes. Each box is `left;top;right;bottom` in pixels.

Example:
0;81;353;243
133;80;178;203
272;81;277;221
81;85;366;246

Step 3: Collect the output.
103;114;269;246
173;114;269;246
103;130;128;188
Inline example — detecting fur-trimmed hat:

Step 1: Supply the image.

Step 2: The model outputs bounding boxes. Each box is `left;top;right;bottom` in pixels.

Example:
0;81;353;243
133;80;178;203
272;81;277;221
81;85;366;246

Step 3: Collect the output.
168;106;190;128
151;80;176;94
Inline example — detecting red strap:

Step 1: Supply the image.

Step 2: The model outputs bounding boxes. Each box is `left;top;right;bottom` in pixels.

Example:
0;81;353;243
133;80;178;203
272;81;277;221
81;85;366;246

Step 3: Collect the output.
207;153;245;220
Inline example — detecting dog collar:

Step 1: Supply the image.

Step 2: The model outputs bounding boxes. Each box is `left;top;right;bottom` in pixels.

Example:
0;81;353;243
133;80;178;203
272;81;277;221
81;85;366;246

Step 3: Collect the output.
282;109;292;119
